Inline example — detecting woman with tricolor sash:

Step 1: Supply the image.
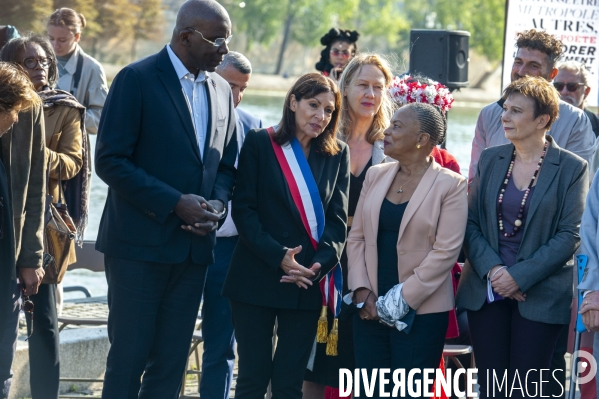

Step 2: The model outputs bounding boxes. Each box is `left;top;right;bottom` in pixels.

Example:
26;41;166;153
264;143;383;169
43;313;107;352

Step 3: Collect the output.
222;73;350;399
347;102;468;398
303;53;394;399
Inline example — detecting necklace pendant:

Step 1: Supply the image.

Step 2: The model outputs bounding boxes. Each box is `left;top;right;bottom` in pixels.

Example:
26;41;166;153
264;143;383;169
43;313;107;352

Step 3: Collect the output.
397;188;403;193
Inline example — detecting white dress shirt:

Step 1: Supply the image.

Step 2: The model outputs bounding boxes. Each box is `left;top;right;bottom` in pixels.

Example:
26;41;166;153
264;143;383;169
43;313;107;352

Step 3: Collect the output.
216;111;247;237
166;45;209;159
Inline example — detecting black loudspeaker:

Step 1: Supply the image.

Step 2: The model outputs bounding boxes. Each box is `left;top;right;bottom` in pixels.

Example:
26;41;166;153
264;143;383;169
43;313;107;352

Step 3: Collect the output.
409;29;470;89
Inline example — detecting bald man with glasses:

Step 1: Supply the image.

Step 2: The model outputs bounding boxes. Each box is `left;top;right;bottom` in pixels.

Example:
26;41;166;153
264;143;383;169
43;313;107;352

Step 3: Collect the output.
94;0;237;397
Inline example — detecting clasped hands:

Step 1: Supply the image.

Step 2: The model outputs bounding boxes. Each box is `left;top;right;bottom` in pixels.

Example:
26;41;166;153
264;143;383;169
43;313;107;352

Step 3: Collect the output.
279;245;321;289
175;194;224;236
353;287;379;321
580;291;599;332
489;265;526;302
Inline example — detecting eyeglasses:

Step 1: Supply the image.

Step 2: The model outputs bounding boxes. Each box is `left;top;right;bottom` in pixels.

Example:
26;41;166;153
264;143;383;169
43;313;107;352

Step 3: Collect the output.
330;48;351;59
21;292;34;341
189;28;232;47
553;82;585;92
21;57;52;70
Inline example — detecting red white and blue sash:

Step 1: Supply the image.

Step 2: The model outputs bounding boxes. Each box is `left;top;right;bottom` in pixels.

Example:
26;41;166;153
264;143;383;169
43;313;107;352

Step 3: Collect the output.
268;127;343;318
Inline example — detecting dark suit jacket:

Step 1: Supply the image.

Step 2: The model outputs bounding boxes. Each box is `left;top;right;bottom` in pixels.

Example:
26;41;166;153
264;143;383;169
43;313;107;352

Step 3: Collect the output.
222;129;350;310
456;136;588;324
95;46;237;265
0;156;15;332
0;104;45;275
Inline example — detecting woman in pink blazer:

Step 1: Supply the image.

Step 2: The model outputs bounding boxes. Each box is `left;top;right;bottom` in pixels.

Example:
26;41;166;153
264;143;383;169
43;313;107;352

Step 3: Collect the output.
347;102;468;398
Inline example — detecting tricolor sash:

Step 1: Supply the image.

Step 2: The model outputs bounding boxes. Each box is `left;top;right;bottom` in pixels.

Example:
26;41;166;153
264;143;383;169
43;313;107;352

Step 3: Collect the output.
268;127;343;354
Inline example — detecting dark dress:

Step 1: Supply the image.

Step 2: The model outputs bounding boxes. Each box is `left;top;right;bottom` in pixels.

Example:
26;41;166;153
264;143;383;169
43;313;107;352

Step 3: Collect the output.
304;157;372;386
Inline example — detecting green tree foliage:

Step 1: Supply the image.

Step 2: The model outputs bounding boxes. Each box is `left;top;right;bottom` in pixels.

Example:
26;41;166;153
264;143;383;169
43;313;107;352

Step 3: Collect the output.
225;0;505;73
2;0;164;62
404;0;505;62
2;0;53;33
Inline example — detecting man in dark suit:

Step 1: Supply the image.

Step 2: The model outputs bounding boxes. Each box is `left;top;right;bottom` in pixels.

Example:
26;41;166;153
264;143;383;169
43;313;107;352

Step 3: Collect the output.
94;0;237;396
199;51;261;399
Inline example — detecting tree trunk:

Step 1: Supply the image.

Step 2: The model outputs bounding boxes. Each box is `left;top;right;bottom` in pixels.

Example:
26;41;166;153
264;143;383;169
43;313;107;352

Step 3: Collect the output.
274;0;295;75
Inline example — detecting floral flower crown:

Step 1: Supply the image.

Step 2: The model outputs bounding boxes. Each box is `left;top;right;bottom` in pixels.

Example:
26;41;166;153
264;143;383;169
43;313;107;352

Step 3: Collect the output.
389;75;454;112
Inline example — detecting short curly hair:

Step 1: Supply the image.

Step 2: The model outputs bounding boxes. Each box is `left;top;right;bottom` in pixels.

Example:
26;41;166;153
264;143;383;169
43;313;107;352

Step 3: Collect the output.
516;29;563;70
503;76;560;130
0;62;40;114
315;28;359;74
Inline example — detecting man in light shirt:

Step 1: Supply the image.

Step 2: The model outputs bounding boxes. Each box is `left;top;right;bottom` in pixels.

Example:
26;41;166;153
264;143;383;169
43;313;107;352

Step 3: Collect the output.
200;51;262;399
468;29;595;184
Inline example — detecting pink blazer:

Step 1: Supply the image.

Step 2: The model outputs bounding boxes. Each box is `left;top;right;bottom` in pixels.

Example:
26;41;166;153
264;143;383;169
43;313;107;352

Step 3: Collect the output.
347;160;468;314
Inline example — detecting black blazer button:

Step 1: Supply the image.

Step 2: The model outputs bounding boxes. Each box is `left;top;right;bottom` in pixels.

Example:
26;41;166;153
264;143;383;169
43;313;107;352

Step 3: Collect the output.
282;232;289;238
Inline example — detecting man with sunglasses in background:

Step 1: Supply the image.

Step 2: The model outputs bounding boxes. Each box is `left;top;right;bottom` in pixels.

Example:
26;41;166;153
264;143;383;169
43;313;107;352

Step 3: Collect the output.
469;29;596;184
94;0;237;397
555;61;599;138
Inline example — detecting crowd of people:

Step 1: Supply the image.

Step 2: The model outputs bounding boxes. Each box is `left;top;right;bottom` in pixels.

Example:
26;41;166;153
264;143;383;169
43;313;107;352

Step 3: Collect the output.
1;0;599;398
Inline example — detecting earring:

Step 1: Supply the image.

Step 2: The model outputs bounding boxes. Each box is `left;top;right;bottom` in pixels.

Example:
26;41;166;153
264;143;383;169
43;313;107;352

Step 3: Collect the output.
416;144;421;149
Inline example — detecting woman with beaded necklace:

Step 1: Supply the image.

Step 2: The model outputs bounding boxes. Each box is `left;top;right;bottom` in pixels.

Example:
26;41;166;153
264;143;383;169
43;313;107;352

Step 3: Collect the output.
456;76;588;398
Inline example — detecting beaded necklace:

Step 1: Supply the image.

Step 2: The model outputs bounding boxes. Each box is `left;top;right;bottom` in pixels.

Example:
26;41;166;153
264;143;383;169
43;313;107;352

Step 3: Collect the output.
497;140;548;237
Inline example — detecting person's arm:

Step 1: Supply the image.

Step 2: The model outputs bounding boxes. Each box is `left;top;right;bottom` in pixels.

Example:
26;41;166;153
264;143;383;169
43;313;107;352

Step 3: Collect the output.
402;176;468;310
463;150;504;280
309;145;350;278
46;107;83;181
508;161;588;292
468;111;488;184
83;63;109;135
94;67;181;224
17;104;45;270
579;170;599;292
563;111;596;163
231;131;288;271
347;167;375;294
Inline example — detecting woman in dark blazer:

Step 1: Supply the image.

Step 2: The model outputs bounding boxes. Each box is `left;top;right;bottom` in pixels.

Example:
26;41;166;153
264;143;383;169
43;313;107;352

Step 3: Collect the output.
456;76;588;398
223;73;349;399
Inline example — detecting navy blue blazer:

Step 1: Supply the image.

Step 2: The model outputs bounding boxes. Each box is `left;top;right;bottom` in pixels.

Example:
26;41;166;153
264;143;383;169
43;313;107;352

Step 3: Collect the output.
235;107;262;137
95;46;237;265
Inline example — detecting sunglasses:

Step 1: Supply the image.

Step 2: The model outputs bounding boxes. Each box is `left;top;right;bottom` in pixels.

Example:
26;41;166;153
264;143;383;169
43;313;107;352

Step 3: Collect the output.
330;48;351;59
189;28;232;47
553;82;585;92
21;291;34;341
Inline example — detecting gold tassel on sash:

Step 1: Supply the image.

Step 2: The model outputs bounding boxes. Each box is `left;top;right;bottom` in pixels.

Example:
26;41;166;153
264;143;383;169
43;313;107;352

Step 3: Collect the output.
316;305;328;343
326;318;339;356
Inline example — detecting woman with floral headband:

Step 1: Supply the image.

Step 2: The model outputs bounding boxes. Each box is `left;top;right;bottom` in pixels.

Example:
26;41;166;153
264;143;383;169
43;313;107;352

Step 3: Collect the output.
315;28;359;82
303;53;394;399
389;74;460;174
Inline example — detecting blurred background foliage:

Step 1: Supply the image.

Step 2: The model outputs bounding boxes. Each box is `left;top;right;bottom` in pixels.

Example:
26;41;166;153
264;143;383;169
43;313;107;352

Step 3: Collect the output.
2;0;506;73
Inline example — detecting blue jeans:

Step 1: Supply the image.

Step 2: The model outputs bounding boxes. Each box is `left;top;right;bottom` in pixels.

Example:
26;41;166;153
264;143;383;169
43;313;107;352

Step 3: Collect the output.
0;280;19;399
101;255;207;399
199;236;238;399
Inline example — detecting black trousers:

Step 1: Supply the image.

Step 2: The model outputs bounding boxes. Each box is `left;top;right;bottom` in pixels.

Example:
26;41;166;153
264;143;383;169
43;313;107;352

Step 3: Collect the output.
25;283;60;399
229;300;320;399
101;255;207;399
468;299;564;399
353;311;449;399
